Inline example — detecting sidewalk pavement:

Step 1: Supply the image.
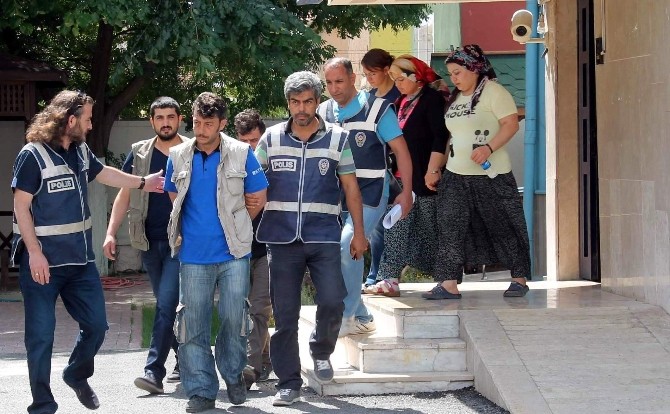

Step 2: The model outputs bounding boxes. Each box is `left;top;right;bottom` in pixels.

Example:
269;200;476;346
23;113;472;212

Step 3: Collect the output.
386;278;670;414
0;273;506;414
5;272;670;414
0;274;149;356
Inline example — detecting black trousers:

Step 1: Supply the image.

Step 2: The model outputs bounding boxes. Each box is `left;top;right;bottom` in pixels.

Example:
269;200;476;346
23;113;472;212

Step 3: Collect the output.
267;242;345;391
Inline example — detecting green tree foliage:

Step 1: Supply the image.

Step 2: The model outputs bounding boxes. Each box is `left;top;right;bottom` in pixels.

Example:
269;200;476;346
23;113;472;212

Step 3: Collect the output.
0;0;429;155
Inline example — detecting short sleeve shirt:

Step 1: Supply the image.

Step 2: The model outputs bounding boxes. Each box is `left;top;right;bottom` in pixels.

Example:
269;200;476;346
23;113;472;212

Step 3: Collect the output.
332;90;403;143
164;147;268;264
12;143;104;194
444;81;517;175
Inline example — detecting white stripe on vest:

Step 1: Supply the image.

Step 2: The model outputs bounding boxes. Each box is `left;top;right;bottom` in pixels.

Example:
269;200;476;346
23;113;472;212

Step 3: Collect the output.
265;201;340;215
14;217;92;237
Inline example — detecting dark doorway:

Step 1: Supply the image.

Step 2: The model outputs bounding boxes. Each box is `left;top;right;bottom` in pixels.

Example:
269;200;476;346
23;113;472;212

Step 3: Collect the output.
577;0;600;281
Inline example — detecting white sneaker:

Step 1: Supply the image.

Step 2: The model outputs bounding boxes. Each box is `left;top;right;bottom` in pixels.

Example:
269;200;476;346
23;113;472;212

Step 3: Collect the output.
338;317;354;338
339;317;376;337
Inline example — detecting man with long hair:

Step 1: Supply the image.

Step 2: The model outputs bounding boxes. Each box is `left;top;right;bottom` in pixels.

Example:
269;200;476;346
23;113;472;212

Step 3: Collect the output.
11;89;165;413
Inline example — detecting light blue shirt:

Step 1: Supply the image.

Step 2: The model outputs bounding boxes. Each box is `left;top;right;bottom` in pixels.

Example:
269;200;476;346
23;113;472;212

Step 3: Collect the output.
332;90;403;143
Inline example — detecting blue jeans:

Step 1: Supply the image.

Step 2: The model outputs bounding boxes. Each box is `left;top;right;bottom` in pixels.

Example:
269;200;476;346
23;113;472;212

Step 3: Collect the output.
341;194;388;323
176;259;250;400
141;239;180;380
19;258;108;414
267;242;345;391
365;215;386;286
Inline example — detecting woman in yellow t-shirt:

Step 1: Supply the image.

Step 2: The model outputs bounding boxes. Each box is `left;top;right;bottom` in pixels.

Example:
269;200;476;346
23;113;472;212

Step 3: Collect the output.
422;44;531;300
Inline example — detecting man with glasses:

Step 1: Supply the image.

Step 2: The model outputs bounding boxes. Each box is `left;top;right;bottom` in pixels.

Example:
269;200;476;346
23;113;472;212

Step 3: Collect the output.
11;90;165;414
103;96;188;394
318;58;413;337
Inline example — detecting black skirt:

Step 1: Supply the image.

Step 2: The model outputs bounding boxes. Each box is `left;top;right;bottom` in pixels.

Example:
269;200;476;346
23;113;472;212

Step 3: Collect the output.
433;170;531;282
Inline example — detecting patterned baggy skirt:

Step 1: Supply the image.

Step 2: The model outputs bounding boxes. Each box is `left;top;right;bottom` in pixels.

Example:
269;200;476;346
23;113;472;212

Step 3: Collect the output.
377;192;439;280
433;170;531;282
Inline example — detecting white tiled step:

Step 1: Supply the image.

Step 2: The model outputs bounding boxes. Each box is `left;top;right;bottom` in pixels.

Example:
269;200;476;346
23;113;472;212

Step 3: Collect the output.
361;294;461;339
303;368;474;396
297;306;473;395
342;335;467;373
298;321;473;395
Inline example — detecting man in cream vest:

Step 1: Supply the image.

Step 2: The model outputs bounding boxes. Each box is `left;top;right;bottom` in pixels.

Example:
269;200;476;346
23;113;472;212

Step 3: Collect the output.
164;92;267;412
103;97;188;394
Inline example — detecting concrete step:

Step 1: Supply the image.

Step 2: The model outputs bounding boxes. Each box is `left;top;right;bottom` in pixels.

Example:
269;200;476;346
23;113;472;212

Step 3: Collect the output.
341;334;467;374
297;306;473;395
361;292;461;339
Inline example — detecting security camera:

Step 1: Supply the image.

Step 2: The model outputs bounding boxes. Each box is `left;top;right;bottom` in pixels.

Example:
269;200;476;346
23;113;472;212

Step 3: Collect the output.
511;10;533;43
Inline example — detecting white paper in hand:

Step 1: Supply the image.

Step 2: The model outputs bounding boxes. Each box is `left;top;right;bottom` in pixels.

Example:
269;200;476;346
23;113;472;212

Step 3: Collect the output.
382;205;403;229
382;192;416;229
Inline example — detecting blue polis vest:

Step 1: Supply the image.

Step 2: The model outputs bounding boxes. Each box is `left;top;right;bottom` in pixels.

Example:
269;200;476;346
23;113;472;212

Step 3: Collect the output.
256;122;348;244
11;142;94;267
318;93;391;207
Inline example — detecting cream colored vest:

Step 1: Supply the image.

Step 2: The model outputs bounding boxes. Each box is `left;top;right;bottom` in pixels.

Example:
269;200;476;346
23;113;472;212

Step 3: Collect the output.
167;133;252;258
128;135;188;250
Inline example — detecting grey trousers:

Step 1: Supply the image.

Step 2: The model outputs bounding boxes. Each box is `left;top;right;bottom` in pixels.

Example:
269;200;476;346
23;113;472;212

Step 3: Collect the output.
247;255;272;374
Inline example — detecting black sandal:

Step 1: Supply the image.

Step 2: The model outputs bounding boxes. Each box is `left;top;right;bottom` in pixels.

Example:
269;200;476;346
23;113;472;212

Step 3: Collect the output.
503;281;529;297
421;283;462;300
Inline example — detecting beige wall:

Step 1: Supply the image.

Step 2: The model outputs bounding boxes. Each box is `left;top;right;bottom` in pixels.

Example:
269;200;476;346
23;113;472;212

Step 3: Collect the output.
545;0;580;281
595;1;670;310
321;30;371;89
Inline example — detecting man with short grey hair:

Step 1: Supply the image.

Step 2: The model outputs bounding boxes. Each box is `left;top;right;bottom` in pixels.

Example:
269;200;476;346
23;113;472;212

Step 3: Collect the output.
255;71;367;406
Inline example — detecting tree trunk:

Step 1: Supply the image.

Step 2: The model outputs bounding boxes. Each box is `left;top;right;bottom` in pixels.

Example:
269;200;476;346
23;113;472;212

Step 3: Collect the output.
86;21;153;157
86;22;113;156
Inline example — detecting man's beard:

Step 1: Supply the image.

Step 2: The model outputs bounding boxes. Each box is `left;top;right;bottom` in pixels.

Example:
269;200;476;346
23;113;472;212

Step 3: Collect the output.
293;113;314;127
67;127;86;144
156;128;178;141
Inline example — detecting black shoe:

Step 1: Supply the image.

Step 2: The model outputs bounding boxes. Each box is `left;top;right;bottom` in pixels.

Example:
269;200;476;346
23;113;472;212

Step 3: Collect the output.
312;357;334;382
64;379;100;410
421;283;462;300
258;365;273;382
166;361;180;383
134;371;164;394
185;395;215;413
242;365;258;390
503;281;530;297
226;375;247;405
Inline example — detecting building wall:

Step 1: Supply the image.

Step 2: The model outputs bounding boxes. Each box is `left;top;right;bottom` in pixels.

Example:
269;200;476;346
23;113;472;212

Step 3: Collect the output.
460;1;526;52
433;4;461;53
0;122;27;255
594;1;670;311
370;26;413;57
545;0;580;281
321;30;371;89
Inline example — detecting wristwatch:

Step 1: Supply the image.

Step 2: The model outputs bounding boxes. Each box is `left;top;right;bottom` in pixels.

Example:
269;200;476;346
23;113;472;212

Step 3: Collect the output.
138;176;146;190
